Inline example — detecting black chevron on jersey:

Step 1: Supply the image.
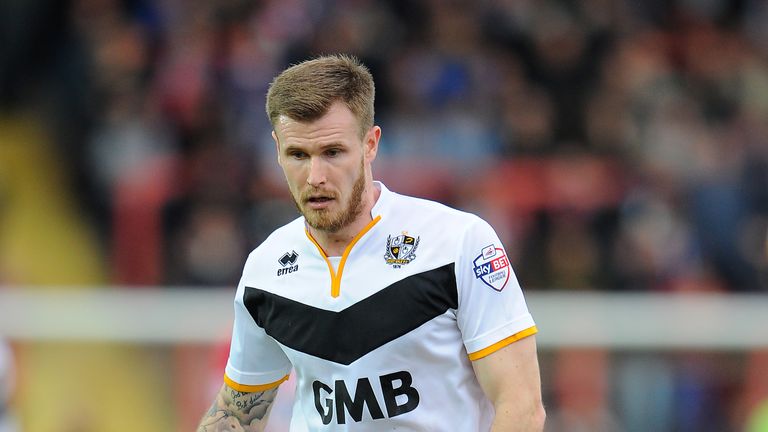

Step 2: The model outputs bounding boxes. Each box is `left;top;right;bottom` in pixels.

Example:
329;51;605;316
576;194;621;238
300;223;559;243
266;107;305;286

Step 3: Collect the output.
244;263;458;365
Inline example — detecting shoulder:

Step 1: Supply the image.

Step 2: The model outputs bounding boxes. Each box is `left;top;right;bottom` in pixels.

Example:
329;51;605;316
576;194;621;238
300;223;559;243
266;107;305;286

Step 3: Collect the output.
380;190;496;267
244;216;304;269
388;191;487;232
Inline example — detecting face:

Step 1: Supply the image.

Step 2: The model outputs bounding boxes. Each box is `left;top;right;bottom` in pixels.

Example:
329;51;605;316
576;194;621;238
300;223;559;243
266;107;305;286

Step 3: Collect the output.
273;102;379;233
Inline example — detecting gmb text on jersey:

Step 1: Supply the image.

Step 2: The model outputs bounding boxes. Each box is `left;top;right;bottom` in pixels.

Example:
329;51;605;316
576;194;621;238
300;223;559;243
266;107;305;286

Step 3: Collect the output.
312;370;420;425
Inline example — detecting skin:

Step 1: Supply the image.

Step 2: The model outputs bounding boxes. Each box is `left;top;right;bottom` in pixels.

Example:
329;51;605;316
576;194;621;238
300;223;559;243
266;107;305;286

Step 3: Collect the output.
197;385;279;432
473;335;547;431
273;101;381;257
199;101;545;430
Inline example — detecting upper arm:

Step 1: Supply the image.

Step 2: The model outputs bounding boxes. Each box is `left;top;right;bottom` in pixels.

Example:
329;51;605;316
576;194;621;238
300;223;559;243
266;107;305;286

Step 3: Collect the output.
453;217;544;429
226;257;292;389
226;291;292;388
472;334;542;406
454;217;536;357
472;335;545;431
199;253;292;431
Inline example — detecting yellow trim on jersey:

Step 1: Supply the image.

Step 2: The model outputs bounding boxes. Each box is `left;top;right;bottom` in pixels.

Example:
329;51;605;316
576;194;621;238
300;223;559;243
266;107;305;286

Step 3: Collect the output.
305;215;382;298
223;373;289;393
468;326;538;361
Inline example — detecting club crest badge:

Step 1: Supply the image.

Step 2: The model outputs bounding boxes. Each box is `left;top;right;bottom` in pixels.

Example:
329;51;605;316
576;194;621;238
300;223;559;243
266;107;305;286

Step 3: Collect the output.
472;244;510;291
384;233;419;268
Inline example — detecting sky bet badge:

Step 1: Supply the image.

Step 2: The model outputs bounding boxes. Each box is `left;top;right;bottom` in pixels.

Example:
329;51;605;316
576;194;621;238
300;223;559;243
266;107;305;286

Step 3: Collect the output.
473;244;510;291
384;233;419;268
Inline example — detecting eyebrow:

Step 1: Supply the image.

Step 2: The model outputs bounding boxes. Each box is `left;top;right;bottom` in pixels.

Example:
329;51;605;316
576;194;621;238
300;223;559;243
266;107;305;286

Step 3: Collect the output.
282;141;347;152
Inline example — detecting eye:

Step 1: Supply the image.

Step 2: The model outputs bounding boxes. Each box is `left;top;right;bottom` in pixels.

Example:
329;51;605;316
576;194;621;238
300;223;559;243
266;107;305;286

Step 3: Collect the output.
288;150;308;160
325;148;343;157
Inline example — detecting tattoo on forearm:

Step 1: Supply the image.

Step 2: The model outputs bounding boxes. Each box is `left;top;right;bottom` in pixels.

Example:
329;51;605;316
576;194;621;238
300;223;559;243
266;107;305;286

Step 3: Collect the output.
198;386;279;432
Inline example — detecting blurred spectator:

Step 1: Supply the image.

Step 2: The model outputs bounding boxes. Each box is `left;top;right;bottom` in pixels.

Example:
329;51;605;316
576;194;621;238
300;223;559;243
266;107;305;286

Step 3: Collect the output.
545;349;622;432
164;201;245;285
616;354;675;432
673;354;734;432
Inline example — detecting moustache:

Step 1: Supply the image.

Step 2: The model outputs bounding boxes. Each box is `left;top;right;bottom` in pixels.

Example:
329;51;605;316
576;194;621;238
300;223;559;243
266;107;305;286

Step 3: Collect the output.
300;189;337;202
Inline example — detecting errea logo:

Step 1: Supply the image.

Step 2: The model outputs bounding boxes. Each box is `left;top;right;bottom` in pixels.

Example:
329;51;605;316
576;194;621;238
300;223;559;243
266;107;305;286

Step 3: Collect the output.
277;250;299;276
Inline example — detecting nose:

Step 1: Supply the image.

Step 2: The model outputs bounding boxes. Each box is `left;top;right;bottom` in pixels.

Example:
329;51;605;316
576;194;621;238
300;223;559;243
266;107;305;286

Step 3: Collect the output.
306;157;327;187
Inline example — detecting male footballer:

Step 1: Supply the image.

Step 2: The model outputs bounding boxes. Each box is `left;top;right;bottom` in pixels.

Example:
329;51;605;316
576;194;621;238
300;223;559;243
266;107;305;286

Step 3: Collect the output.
197;54;545;432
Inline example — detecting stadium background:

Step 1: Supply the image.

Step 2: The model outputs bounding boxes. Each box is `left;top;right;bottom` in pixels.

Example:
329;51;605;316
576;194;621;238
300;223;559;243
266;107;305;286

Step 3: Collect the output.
0;0;767;430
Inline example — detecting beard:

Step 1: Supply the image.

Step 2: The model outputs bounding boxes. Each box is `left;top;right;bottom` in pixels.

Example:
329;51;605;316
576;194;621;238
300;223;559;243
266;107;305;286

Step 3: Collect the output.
294;160;366;233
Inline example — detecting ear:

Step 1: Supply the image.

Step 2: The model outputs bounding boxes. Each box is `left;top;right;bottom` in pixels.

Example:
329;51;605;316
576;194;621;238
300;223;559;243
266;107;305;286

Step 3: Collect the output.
272;130;282;165
364;126;381;163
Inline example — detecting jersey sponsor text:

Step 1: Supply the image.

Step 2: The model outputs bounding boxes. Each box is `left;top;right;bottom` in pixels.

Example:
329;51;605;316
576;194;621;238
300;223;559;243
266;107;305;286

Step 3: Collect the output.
312;371;420;425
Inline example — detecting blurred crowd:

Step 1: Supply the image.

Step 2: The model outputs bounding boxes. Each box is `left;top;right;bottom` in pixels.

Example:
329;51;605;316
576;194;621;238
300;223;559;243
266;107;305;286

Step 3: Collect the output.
1;0;766;291
1;0;768;431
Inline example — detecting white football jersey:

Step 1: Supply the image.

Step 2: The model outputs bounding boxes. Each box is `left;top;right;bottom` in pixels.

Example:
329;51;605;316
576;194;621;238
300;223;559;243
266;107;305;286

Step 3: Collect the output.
225;182;537;431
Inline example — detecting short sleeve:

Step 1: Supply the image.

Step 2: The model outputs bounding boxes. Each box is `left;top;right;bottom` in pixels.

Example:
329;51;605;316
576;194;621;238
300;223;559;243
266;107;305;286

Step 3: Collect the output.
455;217;537;361
224;259;292;391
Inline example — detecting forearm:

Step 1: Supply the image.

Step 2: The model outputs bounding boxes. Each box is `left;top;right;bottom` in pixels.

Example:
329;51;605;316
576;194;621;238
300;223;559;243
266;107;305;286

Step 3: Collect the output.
197;384;279;432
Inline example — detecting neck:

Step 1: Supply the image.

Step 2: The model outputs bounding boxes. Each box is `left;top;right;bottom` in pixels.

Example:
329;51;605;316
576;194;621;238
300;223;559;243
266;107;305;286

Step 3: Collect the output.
308;182;381;257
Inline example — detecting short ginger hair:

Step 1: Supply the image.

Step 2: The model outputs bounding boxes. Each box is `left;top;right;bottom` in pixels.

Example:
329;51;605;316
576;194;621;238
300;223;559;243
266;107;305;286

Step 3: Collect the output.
266;54;375;138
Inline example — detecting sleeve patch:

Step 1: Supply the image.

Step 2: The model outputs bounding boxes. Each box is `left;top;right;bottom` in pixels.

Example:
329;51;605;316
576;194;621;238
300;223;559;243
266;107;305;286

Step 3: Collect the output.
472;244;510;292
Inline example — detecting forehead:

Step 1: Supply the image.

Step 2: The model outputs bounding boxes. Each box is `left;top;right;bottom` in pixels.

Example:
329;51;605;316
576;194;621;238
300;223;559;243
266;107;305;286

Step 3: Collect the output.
275;102;360;146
